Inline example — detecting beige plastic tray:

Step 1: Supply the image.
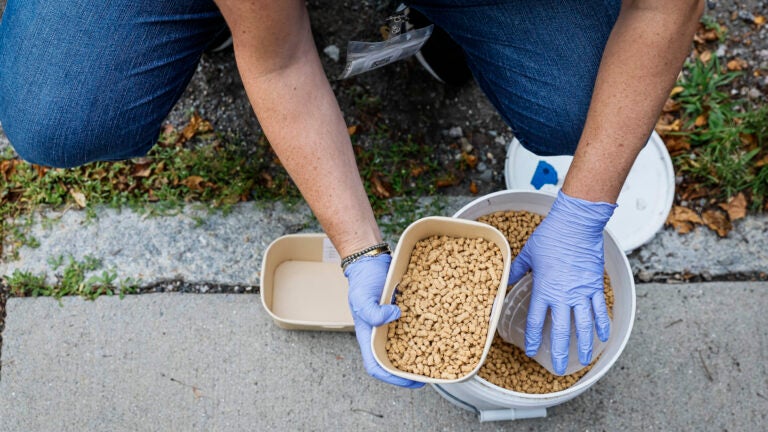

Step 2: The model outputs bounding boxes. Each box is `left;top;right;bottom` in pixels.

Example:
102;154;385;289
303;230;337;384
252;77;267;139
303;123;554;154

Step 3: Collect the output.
260;234;354;331
371;216;512;384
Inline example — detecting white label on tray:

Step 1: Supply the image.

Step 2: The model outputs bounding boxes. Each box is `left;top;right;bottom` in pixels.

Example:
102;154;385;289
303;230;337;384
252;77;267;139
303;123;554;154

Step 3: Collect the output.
322;238;341;263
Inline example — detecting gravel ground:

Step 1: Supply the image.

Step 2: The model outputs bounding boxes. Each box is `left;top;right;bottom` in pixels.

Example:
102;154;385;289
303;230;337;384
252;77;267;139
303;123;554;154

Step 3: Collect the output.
166;0;768;197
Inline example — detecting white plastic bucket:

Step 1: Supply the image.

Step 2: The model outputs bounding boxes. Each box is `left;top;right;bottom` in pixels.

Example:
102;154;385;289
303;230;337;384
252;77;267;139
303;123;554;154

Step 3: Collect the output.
432;190;636;422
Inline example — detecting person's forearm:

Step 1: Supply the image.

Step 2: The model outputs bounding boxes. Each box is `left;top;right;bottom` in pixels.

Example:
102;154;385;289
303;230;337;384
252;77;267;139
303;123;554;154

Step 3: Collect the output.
213;0;380;257
562;0;703;203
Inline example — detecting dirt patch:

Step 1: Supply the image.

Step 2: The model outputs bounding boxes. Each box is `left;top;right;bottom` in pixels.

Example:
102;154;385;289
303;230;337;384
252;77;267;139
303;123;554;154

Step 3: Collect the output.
167;1;514;198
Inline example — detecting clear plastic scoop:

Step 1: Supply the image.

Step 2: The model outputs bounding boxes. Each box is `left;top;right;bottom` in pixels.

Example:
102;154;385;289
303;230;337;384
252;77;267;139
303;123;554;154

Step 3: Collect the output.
497;274;610;376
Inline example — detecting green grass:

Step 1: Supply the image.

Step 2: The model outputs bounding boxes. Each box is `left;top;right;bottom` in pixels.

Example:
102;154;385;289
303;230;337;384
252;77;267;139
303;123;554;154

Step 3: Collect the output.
0;122;302;259
671;56;768;209
353;126;444;233
5;255;140;302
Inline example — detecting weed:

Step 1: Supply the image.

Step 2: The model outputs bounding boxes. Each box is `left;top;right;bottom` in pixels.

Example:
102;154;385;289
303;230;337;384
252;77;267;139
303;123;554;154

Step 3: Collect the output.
3;255;142;302
699;14;727;43
354;126;440;229
47;255;64;270
6;270;47;298
676;57;740;124
672;56;768;208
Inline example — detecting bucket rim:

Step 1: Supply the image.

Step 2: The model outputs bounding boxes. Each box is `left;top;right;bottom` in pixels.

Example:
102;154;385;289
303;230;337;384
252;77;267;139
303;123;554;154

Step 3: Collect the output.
451;189;637;400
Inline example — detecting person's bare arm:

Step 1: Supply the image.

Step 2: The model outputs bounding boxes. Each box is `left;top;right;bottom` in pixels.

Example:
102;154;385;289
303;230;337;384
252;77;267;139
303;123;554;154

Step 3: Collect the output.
562;0;704;202
212;0;379;257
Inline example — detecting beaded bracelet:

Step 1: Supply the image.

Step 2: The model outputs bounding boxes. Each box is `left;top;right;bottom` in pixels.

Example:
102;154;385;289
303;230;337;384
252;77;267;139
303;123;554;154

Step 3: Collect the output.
340;242;391;271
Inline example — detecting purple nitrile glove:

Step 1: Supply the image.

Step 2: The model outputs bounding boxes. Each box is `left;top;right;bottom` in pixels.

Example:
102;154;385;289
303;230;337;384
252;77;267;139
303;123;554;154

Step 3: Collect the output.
345;253;424;389
507;190;616;375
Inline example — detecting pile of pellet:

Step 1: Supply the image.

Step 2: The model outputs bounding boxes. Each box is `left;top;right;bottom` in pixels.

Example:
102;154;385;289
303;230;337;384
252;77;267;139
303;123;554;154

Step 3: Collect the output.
385;235;504;380
476;210;615;394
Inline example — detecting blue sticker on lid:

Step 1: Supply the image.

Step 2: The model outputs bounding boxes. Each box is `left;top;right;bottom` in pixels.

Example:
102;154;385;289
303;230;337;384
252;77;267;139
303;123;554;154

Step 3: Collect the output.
530;160;558;190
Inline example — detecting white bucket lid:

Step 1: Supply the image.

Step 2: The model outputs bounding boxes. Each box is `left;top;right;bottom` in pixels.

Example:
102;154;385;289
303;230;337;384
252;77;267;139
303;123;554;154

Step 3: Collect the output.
503;131;675;253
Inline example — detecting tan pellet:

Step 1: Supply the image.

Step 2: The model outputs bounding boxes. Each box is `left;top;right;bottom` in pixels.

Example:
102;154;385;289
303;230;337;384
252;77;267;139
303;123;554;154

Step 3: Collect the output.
385;235;504;379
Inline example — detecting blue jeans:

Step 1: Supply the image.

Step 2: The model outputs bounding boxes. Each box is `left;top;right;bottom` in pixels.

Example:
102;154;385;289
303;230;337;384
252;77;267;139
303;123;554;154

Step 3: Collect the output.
409;0;621;156
0;0;620;168
0;0;226;167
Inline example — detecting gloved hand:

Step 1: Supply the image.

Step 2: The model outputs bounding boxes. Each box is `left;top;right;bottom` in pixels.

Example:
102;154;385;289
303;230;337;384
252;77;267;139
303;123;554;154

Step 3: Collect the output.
508;190;616;375
345;253;424;389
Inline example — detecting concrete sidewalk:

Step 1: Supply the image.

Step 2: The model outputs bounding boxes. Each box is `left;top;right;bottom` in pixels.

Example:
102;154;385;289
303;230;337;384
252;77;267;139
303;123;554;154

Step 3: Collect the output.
2;202;768;288
1;282;766;431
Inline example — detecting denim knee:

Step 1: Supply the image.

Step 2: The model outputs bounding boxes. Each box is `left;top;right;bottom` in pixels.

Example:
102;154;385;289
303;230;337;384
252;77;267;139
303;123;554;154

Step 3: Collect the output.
1;106;157;168
0;0;224;168
512;105;587;157
409;0;621;157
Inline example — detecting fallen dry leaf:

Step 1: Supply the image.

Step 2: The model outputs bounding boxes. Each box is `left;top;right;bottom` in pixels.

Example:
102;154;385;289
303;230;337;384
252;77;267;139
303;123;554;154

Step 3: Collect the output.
726;193;747;221
726;58;748;71
680;185;710;201
755;154;768;168
755;15;766;27
740;133;758;148
469;181;478;195
370;174;392;198
177;115;201;146
699;50;712;63
662;98;681;113
34;164;48;178
410;165;428;177
133;166;151;178
175;113;213;146
694;24;720;44
0;159;20;181
436;175;459;188
347;125;357;136
655;118;682;135
462;152;478;169
665;136;691;156
701;29;719;42
181;175;205;191
694;114;708;127
132;160;153;178
69;189;87;208
670;86;684;97
666;206;703;234
702;209;732;237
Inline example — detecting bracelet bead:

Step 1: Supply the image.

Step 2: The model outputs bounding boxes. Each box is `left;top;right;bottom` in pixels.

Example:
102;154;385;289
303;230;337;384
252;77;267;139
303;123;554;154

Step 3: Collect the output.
341;242;391;271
